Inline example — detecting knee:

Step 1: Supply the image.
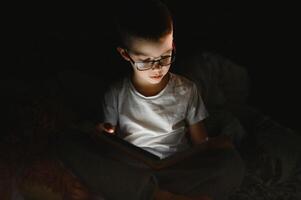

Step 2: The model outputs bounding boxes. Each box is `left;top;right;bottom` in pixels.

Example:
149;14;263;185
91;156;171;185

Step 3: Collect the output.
217;148;245;188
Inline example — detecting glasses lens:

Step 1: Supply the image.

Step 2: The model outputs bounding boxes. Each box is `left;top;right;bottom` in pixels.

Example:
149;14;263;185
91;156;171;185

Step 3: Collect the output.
136;53;175;71
136;62;152;71
160;56;172;66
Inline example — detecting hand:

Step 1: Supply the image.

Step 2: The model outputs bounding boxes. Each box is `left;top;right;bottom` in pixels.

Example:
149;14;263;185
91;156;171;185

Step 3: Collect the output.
95;123;116;134
206;135;233;149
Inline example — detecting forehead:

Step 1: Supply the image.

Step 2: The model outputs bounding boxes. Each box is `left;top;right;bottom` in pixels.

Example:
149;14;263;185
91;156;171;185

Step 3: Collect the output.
127;32;173;58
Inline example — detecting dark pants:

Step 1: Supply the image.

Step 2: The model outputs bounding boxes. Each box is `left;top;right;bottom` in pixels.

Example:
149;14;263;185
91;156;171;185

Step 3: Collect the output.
54;130;245;200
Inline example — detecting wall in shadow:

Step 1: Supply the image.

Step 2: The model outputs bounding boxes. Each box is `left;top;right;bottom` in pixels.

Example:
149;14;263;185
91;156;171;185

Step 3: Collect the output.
165;1;300;131
4;1;299;131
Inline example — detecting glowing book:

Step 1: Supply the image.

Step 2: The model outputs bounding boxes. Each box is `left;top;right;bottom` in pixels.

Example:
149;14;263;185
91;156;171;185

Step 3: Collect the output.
90;131;231;170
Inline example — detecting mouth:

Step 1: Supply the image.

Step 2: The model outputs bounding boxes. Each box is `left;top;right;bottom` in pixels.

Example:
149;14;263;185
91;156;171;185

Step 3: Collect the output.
150;75;163;79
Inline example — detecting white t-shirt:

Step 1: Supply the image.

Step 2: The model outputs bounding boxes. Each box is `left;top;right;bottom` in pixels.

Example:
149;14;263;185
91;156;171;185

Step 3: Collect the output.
102;73;208;158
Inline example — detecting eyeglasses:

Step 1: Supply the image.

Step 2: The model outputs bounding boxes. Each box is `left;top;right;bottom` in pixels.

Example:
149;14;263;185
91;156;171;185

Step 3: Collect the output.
125;49;176;71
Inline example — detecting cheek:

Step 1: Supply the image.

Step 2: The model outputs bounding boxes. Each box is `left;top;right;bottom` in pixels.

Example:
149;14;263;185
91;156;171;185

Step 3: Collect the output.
162;66;170;74
134;69;149;78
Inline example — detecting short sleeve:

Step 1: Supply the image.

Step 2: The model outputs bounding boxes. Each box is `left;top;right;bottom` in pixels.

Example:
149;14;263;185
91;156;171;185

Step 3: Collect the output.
101;87;119;126
186;83;209;125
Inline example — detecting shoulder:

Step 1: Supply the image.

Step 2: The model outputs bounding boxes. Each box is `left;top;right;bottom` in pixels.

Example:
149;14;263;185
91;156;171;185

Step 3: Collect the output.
170;73;197;89
105;77;129;96
169;73;199;96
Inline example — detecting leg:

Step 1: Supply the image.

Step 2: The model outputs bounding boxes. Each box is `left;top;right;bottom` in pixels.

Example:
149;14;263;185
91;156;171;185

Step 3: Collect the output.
53;130;158;200
153;147;245;200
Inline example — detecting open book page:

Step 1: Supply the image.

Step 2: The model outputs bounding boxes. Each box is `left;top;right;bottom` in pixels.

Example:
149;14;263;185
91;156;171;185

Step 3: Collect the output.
90;131;232;170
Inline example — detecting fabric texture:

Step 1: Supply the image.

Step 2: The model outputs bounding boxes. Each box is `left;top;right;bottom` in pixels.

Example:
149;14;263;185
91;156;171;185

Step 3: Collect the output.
102;72;208;158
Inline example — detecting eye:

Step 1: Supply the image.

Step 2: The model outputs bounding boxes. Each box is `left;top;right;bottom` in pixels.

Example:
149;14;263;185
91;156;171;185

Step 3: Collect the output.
161;55;172;59
136;62;145;68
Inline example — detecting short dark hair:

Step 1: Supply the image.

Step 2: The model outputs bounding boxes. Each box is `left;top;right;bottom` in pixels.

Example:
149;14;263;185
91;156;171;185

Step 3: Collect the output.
115;0;173;49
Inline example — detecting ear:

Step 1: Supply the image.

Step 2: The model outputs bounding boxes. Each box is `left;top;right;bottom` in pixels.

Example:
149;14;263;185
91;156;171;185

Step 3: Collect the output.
172;41;176;52
117;47;131;61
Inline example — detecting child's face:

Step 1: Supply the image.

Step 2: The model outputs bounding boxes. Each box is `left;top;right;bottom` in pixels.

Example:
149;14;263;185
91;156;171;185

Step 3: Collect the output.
119;32;174;85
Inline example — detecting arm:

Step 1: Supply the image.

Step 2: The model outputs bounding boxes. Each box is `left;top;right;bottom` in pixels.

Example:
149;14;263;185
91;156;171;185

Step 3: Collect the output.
188;121;233;149
188;121;209;145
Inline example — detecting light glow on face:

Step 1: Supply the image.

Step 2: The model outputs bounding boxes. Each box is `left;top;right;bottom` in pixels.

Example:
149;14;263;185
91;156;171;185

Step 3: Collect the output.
128;32;174;85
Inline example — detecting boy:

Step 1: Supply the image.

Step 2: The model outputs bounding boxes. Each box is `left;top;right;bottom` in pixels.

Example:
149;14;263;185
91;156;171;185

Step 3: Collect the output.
95;0;245;199
56;1;244;200
99;2;209;159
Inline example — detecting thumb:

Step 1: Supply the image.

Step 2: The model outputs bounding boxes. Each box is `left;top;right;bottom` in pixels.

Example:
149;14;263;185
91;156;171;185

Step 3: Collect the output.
103;123;115;134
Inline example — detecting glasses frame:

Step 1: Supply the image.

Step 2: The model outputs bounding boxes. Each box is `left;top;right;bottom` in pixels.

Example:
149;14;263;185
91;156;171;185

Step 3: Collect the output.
125;45;176;71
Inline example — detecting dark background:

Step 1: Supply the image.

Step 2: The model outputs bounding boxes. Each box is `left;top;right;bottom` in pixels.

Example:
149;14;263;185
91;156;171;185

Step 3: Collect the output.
4;2;300;132
166;2;300;132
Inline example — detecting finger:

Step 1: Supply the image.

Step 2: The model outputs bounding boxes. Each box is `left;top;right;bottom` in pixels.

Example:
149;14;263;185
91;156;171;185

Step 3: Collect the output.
103;123;115;134
106;128;115;134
